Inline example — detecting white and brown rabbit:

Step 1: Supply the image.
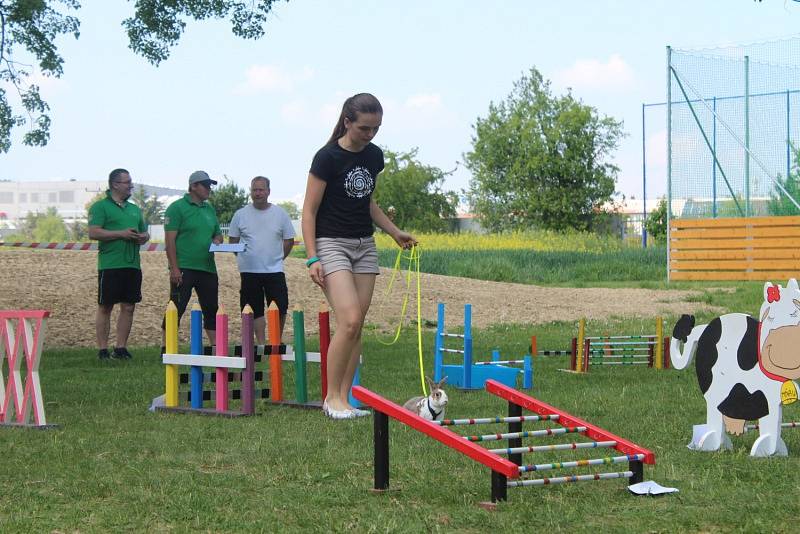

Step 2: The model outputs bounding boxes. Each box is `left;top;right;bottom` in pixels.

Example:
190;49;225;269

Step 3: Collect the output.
403;376;448;422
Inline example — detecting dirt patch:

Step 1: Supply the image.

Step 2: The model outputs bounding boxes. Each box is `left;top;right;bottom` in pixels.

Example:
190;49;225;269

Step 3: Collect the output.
0;249;720;348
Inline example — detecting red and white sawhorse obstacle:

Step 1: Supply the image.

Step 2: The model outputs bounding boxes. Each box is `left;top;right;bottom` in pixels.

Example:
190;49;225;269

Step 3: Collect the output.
0;310;56;428
353;379;654;505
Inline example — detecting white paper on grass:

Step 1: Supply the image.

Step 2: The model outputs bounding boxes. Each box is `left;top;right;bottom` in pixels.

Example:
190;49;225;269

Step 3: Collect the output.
209;243;245;253
628;481;679;496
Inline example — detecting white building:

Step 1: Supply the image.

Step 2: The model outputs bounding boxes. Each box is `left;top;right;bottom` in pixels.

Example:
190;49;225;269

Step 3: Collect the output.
0;180;183;223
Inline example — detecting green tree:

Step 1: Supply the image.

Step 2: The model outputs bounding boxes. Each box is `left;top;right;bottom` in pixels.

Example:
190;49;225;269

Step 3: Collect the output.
70;219;88;241
768;147;800;216
465;67;624;232
644;198;668;244
131;185;165;224
17;207;69;242
0;1;283;153
277;201;300;220
373;148;458;232
209;178;248;224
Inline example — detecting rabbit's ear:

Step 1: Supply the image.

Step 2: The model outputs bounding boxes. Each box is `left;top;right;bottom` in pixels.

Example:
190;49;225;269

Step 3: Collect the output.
439;376;447;386
425;376;434;388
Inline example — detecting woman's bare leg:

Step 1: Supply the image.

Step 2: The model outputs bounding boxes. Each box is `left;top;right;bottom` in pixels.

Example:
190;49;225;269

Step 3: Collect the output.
323;270;374;412
338;273;376;408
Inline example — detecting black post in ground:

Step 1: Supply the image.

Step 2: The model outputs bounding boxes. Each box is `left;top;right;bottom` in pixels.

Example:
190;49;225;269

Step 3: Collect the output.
629;459;644;484
508;401;522;466
374;411;390;491
491;470;507;502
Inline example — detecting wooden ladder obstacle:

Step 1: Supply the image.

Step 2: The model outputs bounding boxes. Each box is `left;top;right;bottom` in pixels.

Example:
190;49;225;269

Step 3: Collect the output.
433;303;530;390
0;310;57;429
353;379;654;505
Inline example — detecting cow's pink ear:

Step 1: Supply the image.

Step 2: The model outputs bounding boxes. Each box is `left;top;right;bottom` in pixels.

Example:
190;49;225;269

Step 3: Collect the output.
764;282;773;302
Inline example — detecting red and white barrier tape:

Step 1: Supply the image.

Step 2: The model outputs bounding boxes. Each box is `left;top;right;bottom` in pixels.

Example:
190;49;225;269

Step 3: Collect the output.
0;242;166;251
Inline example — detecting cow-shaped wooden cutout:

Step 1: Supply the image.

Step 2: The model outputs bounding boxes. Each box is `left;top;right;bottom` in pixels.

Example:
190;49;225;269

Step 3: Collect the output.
671;279;800;457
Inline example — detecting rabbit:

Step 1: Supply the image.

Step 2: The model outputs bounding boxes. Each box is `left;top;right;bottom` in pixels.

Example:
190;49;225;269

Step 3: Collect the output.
403;376;448;422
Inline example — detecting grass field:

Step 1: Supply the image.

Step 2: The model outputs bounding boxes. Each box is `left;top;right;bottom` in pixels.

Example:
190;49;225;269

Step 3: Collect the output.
3;233;800;532
3;290;800;532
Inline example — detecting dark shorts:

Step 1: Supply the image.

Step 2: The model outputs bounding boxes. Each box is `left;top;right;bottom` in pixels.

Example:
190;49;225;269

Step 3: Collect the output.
240;272;289;318
98;268;142;306
166;269;219;330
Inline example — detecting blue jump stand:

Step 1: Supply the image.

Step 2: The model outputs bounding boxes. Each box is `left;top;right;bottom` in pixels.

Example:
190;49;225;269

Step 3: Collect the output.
433;303;532;390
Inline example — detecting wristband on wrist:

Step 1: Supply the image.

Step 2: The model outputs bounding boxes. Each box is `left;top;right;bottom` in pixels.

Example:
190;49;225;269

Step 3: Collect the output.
306;256;320;268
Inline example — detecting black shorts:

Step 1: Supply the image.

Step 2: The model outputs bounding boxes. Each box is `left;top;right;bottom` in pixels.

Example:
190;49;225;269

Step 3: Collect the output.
240;272;289;319
98;268;142;306
167;269;219;330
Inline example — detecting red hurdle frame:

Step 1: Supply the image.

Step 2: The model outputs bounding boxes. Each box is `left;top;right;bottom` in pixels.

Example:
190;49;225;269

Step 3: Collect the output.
352;379;654;503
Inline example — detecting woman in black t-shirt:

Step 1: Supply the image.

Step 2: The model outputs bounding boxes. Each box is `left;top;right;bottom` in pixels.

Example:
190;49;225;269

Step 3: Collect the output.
302;93;416;420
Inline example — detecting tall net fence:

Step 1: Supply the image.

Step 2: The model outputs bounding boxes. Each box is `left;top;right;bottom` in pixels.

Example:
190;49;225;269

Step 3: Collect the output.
666;36;800;219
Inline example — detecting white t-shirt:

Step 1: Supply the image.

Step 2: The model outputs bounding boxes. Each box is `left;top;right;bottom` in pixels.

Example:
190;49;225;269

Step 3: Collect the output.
228;204;296;273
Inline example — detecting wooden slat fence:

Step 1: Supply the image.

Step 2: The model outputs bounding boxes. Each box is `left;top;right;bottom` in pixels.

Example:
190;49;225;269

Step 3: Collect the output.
669;216;800;281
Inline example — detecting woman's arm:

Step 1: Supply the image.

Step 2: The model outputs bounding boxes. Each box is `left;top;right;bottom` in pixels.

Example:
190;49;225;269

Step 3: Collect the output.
302;173;327;287
370;199;416;249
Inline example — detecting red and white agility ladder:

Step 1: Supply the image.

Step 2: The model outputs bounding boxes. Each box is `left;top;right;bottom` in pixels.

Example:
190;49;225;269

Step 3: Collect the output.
0;310;55;428
0;242;166;251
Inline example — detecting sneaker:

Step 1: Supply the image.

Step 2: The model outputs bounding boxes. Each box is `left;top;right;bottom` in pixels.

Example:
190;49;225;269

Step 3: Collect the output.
349;408;371;417
97;348;110;360
112;347;133;360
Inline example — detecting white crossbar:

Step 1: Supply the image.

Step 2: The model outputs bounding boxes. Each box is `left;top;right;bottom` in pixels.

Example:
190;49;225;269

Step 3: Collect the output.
507;471;633;487
162;354;246;368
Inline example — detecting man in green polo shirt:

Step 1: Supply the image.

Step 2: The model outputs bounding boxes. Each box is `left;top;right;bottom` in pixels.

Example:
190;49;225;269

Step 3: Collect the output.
164;170;223;344
88;168;150;360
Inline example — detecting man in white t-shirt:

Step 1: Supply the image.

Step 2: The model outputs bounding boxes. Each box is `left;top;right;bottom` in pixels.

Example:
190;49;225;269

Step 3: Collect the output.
228;176;296;344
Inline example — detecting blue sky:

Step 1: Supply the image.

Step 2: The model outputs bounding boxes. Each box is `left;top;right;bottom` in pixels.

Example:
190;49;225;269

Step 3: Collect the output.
2;0;800;208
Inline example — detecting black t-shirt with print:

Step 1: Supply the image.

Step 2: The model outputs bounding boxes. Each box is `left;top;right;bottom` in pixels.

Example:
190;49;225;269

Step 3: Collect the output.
309;141;384;238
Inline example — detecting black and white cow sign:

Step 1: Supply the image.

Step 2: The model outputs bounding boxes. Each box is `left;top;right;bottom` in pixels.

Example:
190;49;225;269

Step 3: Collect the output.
670;279;800;457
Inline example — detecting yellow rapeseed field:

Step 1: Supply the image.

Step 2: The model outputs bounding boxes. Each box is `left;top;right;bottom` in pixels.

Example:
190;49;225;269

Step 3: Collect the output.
373;230;626;252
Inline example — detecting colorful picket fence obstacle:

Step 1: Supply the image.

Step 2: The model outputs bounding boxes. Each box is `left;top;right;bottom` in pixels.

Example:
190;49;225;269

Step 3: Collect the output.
353;379;654;505
556;318;671;373
433;303;528;390
159;302;361;416
160;303;252;417
0;310;57;429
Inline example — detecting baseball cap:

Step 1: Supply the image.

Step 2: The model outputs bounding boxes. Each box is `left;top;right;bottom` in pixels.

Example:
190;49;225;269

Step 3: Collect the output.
188;170;218;186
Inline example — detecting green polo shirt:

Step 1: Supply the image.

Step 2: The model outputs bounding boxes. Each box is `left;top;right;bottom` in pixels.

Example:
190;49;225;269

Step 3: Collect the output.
88;191;147;270
164;194;221;273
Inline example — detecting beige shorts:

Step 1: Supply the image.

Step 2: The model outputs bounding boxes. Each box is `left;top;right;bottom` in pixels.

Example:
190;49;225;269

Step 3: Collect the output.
316;237;380;276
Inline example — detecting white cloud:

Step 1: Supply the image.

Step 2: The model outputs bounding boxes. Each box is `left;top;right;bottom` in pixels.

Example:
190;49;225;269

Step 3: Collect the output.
555;54;635;92
233;65;314;95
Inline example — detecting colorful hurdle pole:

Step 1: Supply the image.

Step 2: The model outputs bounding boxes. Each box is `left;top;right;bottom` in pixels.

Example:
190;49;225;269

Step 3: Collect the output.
293;307;308;404
268;302;283;402
241;305;255;415
319;302;330;399
215;307;229;412
190;304;203;410
165;301;179;407
575;318;586;373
